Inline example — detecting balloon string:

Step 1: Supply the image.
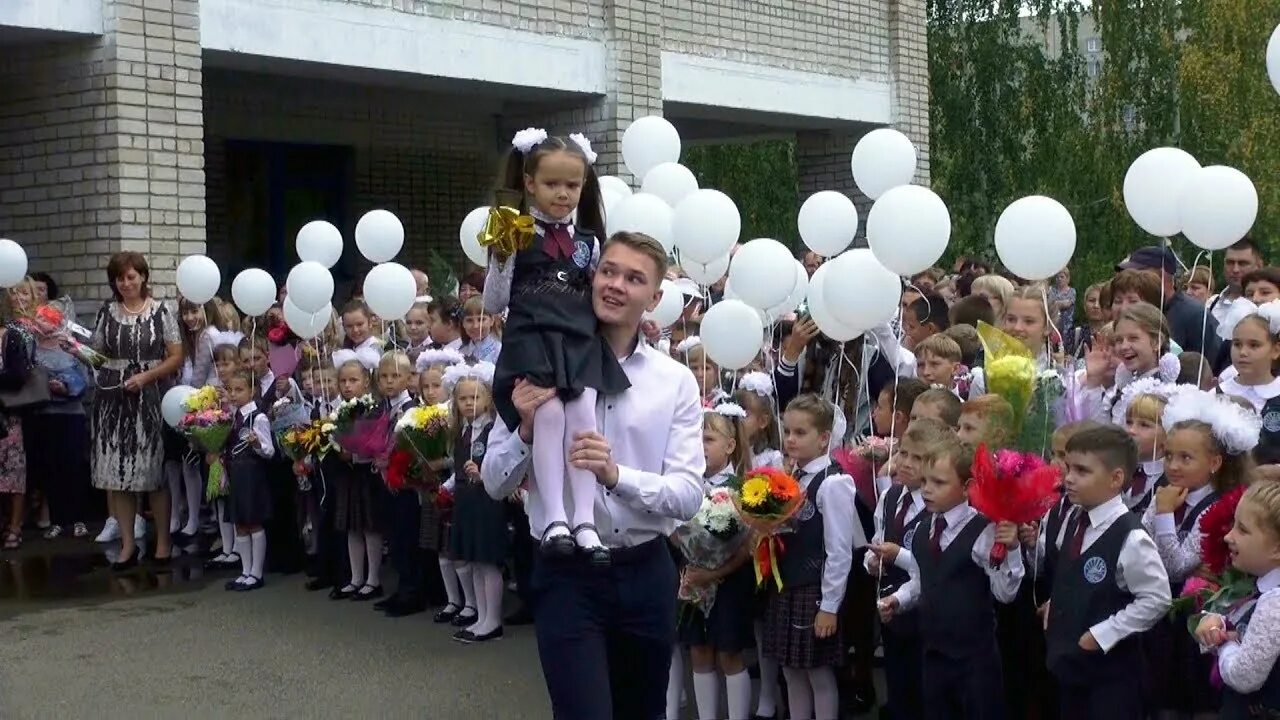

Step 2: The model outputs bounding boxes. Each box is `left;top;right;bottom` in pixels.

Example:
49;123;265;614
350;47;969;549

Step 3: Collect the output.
1193;251;1212;393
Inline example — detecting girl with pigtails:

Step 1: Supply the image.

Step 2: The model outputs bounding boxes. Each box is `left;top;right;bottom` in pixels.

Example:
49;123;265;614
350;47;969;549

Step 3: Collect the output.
482;128;630;565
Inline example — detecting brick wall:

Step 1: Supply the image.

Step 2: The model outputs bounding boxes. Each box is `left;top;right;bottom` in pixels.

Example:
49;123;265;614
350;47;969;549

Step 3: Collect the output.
203;70;497;277
889;0;930;183
0;39;115;305
662;0;891;79
329;0;606;38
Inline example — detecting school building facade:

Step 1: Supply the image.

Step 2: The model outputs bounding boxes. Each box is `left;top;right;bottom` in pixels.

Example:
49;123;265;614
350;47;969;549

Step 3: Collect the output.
0;0;929;307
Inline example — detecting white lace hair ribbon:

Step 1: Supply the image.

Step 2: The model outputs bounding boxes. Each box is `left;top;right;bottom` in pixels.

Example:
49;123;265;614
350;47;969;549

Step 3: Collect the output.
1162;387;1262;455
568;133;597;164
511;128;548;154
415;348;465;373
332;346;380;370
442;361;496;394
739;371;774;398
707;402;747;419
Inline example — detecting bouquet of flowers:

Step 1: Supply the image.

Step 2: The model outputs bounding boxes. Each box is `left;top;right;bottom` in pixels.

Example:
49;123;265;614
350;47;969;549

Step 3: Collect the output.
832;436;894;514
733;466;804;590
388;403;451;492
278;419;332;487
672;487;749;617
177;385;234;500
968;443;1061;566
329;394;391;460
1172;486;1256;638
19;303;107;367
977;322;1064;457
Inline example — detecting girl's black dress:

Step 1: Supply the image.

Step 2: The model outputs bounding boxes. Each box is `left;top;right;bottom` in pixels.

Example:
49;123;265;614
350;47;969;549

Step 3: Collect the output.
490;221;630;430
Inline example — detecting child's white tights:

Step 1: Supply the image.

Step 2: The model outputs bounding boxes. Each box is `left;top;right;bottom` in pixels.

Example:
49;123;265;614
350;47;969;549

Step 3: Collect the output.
532;391;603;549
345;531;382;589
782;665;838;720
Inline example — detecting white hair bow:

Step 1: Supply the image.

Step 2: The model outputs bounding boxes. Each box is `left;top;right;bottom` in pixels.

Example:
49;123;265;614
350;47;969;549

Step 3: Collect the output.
675;336;702;355
332;347;380;371
707;402;747;419
415;347;466;373
442;361;496;394
568;133;597;164
1218;299;1280;340
739;371;774;398
208;330;244;348
1162;387;1262;455
512;128;548;154
1110;376;1180;426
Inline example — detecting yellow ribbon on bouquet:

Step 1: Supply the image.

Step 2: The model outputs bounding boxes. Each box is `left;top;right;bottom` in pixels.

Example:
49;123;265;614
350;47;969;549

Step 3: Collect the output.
479;206;535;261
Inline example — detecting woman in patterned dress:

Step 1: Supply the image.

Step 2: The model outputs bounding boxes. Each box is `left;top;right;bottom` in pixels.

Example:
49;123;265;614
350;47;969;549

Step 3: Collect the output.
0;290;33;550
90;252;184;569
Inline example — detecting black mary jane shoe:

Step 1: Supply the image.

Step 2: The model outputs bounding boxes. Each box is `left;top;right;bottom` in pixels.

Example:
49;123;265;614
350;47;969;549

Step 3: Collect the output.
329;584;358;600
572;523;611;568
304;577;333;592
433;603;462;624
451;606;478;627
351;584;383;602
451;629;475;643
225;576;247;591
234;576;265;592
539;521;576;558
468;627;504;643
109;553;139;572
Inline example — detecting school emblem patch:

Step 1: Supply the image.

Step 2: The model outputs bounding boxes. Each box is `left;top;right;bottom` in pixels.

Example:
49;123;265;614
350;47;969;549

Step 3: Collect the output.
903;526;918;551
471;440;486;460
1264;411;1280;433
795;498;816;522
572;240;591;269
1083;556;1108;584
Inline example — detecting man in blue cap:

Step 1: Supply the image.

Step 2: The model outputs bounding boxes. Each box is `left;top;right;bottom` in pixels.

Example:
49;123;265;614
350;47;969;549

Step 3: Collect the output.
1117;245;1220;356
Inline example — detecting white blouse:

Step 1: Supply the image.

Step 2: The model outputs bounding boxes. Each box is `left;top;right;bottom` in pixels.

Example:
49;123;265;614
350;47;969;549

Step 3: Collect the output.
1218;366;1280;412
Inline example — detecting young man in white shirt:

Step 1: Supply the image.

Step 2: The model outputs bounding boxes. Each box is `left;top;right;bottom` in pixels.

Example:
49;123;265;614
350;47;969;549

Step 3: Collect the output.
483;231;704;720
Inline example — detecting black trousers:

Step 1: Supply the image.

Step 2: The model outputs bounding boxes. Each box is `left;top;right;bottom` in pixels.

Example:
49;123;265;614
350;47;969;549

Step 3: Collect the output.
311;470;348;585
838;561;878;706
507;501;534;608
22;413;93;527
881;620;924;720
265;461;304;573
922;645;1006;720
1058;680;1143;720
387;490;423;598
532;536;677;720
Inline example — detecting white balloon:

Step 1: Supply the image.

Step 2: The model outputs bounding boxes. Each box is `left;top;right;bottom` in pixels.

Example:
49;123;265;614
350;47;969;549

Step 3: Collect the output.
1123;148;1201;237
683;254;730;286
355;209;405;263
824;249;901;330
672;189;741;264
797;191;859;257
598;175;633;199
622;116;682;180
363;262;417;321
1269;24;1280;96
700;299;764;371
161;385;196;428
296;220;343;268
851;128;918;200
866;185;952;277
602;189;625;222
640;162;699;208
286;261;334;313
766;261;809;319
728;239;797;311
609;193;674;253
231;268;277;317
459;206;490;267
0;239;28;288
994;196;1077;281
283;298;333;340
1179;166;1259;251
176;255;220;304
806;264;863;342
644;279;684;329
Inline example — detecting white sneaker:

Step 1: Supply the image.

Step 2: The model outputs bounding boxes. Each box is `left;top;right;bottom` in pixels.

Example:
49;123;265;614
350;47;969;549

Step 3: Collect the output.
134;516;147;539
94;518;120;543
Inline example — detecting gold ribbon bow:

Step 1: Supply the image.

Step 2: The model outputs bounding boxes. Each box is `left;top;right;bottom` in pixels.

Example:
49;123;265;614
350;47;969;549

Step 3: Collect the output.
479;206;535;261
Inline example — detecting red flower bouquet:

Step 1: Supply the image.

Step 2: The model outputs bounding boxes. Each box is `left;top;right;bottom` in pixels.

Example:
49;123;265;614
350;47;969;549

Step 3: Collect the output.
968;444;1062;566
733;467;805;590
1172;485;1256;639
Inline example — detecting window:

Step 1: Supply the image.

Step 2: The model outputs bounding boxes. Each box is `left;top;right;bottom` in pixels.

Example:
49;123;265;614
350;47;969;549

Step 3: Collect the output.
1087;37;1101;53
1087;61;1099;78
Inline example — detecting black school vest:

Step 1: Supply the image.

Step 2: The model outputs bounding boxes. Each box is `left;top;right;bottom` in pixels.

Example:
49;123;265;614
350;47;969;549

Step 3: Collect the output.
1041;493;1073;597
452;421;493;480
1258;395;1280;466
1046;511;1141;684
226;408;270;485
1221;599;1280;720
778;465;841;588
913;511;994;658
879;484;927;597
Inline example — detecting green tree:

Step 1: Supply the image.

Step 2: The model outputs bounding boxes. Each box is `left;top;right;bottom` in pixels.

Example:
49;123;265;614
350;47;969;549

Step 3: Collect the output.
684;140;798;246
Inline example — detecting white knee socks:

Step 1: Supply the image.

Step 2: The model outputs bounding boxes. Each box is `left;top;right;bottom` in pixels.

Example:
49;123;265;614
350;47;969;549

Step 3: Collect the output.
692;671;720;720
215;500;235;560
755;621;780;717
346;531;366;588
783;666;814;720
249;530;267;580
725;669;752;720
236;534;252;579
438;556;461;606
665;648;685;720
455;562;476;616
166;461;183;533
364;531;383;588
808;666;838;720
